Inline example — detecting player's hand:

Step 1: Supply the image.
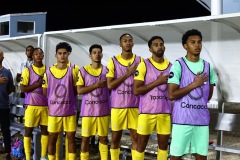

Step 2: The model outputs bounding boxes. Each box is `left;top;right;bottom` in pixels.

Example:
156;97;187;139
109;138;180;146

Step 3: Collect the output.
156;72;169;85
193;72;208;87
127;63;138;77
37;76;44;86
96;76;107;88
0;75;8;84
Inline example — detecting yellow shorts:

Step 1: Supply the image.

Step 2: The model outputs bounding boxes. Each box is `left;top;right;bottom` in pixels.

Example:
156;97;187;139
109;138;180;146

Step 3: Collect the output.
137;114;171;135
48;115;76;133
111;108;138;131
24;105;48;127
81;115;110;137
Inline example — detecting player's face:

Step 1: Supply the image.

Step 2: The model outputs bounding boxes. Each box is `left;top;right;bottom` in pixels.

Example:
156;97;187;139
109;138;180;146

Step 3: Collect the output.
26;47;34;58
55;48;69;63
120;35;134;52
90;48;102;63
150;38;165;58
32;49;44;62
184;35;202;56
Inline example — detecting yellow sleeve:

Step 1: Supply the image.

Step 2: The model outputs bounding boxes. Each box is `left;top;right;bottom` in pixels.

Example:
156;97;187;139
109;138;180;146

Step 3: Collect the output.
76;70;84;86
134;61;146;81
106;58;114;78
20;68;29;85
42;73;48;88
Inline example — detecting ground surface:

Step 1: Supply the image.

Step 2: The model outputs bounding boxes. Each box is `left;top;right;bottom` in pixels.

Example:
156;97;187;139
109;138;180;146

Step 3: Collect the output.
1;102;240;159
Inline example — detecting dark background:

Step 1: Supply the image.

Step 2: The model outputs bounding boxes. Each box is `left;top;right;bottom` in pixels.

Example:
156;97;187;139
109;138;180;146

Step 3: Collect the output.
1;0;210;32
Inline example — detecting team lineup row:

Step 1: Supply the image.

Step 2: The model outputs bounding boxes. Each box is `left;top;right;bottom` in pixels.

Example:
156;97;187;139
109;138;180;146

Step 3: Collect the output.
0;28;217;160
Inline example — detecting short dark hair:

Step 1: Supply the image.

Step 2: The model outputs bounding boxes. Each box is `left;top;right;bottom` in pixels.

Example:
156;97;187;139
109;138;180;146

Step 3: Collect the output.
119;33;133;42
26;45;34;52
89;44;102;54
56;42;72;53
148;36;164;48
182;29;202;46
33;47;44;53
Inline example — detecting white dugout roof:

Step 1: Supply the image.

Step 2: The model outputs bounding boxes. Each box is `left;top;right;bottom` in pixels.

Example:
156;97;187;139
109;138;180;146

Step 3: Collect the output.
0;34;42;81
1;13;240;103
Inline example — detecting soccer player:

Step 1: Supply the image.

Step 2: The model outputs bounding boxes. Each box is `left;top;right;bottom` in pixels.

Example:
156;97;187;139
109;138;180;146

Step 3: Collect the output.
106;33;143;160
43;42;78;160
77;44;110;160
20;47;48;160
